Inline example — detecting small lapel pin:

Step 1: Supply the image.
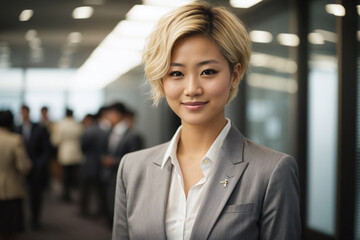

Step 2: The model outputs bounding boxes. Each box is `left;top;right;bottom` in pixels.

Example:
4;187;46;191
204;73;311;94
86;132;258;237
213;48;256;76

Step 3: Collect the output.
220;179;228;188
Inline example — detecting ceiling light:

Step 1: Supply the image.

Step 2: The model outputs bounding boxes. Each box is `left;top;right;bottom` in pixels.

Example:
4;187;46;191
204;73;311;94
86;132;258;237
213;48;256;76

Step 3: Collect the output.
29;38;42;49
25;29;38;41
325;4;345;17
126;5;170;22
249;30;273;43
72;6;94;19
314;29;337;43
357;5;360;15
19;9;34;21
113;20;155;38
68;32;83;44
142;0;195;7
230;0;263;8
308;32;325;45
247;73;298;94
277;33;300;47
250;52;297;74
358;31;360;41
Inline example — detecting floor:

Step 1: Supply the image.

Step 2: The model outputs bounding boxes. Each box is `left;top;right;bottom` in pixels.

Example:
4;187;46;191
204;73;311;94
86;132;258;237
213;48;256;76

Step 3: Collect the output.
16;181;112;240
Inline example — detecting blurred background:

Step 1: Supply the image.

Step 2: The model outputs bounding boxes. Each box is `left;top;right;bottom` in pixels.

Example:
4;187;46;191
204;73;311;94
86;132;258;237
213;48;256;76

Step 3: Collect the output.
0;0;358;239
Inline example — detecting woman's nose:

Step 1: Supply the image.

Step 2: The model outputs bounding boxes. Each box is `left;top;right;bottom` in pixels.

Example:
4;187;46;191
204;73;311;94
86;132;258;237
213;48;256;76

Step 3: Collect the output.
184;75;202;96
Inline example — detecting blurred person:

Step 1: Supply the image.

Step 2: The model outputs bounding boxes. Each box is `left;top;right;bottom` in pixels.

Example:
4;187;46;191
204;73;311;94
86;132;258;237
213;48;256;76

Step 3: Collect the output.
39;106;52;130
39;106;57;190
112;2;300;240
124;108;145;146
82;113;95;129
0;110;31;240
16;105;51;230
101;102;143;227
52;108;83;202
79;107;111;217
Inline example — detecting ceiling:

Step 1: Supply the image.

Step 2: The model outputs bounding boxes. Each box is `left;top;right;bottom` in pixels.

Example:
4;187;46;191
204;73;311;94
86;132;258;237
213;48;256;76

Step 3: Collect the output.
1;0;289;70
0;0;141;69
0;0;340;71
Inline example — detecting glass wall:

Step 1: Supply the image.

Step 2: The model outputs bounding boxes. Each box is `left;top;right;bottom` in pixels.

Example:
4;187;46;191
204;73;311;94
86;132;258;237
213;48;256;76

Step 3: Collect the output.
0;68;103;124
245;4;297;155
306;0;338;236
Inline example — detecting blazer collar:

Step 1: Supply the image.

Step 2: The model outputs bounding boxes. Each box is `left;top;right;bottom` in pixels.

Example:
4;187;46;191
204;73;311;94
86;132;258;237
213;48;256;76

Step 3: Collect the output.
146;143;172;239
149;124;248;240
190;124;249;240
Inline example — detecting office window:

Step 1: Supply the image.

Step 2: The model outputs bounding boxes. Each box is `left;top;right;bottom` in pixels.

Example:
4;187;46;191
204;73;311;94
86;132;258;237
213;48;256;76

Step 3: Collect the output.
306;0;337;236
245;5;297;155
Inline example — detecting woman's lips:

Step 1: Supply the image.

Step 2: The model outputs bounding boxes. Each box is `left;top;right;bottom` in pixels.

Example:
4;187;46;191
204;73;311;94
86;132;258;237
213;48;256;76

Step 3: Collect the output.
182;101;208;111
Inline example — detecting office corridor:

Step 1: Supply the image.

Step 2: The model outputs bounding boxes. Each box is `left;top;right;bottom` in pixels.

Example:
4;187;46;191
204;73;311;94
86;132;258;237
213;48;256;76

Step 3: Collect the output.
17;182;112;240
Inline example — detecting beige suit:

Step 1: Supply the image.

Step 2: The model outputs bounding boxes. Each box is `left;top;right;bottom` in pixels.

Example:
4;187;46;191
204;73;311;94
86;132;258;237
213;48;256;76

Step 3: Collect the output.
112;124;301;239
52;117;83;165
0;128;31;199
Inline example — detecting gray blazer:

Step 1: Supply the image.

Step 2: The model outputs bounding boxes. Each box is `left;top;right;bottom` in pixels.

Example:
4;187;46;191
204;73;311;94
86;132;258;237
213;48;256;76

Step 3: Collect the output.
112;125;301;240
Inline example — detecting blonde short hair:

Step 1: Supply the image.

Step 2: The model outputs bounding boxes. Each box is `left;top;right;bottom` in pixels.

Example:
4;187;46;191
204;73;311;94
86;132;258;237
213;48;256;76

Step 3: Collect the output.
143;1;252;106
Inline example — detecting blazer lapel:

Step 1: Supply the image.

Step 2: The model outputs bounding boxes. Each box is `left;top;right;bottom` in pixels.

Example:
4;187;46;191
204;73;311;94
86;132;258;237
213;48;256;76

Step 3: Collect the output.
190;125;249;240
145;143;172;240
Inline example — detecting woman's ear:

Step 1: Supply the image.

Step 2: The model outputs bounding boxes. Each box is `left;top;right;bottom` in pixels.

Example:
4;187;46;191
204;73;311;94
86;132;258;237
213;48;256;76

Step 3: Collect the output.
231;63;242;88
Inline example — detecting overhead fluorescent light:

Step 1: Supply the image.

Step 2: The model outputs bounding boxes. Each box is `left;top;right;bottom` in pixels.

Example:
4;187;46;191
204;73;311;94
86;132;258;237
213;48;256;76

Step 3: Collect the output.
247;73;298;94
277;33;300;47
308;32;325;45
249;30;273;43
72;6;94;19
314;29;337;43
230;0;263;8
250;52;297;74
126;5;170;22
113;20;155;38
25;29;38;41
142;0;195;7
29;38;42;49
19;9;34;21
68;32;83;44
325;4;345;17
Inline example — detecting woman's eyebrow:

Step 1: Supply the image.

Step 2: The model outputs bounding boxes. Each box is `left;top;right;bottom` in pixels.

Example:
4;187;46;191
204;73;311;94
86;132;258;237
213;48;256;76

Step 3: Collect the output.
197;59;220;66
170;62;184;67
170;59;220;67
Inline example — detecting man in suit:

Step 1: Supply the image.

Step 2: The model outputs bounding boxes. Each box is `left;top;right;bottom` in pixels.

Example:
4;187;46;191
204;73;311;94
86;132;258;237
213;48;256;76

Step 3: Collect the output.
101;102;143;227
16;105;51;230
79;106;111;217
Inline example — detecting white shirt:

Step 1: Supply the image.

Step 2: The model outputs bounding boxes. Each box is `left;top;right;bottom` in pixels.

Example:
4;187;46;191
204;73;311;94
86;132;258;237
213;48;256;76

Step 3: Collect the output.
108;120;128;153
161;119;231;240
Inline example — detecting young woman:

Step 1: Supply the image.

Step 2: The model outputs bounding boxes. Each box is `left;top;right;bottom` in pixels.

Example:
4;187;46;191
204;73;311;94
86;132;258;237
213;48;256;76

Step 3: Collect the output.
112;2;301;239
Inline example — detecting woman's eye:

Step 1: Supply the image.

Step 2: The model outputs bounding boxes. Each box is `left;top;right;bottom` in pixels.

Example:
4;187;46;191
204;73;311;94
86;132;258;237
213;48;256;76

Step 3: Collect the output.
169;71;183;77
201;69;217;76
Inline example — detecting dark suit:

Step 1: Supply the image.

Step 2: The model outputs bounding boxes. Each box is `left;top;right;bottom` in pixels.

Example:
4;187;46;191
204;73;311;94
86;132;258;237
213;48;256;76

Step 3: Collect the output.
112;124;301;239
102;126;143;226
79;122;109;216
16;123;51;228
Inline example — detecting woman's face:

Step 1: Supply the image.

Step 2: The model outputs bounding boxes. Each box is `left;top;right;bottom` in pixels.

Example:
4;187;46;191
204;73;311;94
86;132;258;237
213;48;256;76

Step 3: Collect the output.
162;35;240;127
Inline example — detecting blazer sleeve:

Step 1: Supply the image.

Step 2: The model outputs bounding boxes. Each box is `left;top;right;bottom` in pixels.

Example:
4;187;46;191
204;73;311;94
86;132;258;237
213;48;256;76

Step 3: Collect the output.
112;154;130;240
260;155;301;239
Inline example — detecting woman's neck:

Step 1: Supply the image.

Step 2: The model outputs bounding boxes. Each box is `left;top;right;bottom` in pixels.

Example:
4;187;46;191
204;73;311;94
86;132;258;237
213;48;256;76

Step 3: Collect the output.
178;118;227;158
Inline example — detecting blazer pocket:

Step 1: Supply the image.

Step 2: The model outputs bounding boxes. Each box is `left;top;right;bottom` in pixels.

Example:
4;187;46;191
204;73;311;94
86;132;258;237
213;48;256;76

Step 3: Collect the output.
223;203;254;214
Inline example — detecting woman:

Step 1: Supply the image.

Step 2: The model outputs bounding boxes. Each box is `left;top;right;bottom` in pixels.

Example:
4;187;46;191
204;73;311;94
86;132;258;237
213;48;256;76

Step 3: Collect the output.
0;110;31;239
112;2;300;239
